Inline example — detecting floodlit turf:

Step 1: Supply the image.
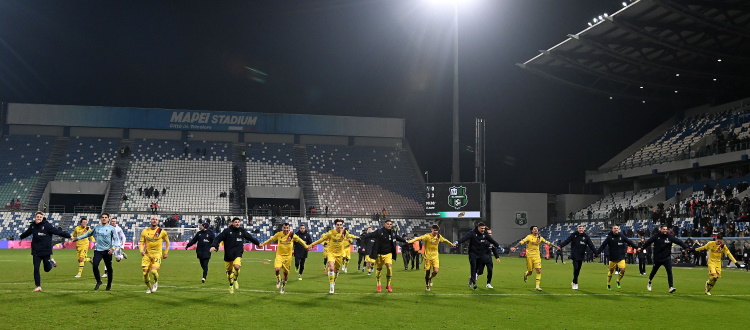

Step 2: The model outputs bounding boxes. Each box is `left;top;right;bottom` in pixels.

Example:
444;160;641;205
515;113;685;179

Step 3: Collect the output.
1;249;748;328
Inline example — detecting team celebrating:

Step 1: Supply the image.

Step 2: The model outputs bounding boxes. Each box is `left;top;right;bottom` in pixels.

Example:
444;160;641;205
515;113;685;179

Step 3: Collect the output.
21;212;742;295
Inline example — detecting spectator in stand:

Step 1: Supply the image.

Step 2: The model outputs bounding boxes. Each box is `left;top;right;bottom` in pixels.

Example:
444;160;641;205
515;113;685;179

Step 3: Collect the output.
15;199;21;209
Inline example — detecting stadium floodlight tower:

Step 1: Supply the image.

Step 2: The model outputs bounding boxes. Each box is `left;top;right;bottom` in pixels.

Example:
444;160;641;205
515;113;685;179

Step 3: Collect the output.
428;0;472;184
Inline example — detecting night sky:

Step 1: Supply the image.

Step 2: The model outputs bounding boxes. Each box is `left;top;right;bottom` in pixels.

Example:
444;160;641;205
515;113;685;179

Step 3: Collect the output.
0;1;681;195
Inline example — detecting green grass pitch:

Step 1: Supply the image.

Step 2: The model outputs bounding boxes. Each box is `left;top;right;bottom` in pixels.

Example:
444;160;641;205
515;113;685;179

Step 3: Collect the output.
1;249;748;328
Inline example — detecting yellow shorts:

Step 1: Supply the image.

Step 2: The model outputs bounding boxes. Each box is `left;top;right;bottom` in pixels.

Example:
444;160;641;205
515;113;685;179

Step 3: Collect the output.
76;248;89;260
526;256;542;271
344;248;351;260
141;253;162;269
376;254;393;267
326;254;344;269
608;260;626;271
707;263;722;277
365;256;375;263
424;258;440;270
274;256;292;272
225;257;242;272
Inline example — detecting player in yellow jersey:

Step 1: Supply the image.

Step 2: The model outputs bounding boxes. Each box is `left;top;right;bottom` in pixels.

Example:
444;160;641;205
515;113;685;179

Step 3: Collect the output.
408;225;456;291
308;219;359;294
259;223;308;294
139;216;170;294
71;217;94;278
694;235;739;295
511;225;560;291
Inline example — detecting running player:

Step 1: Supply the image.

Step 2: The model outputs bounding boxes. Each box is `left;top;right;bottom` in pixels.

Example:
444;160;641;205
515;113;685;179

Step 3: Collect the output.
259;223;308;293
308;219;358;294
407;225;456;291
71;217;93;278
139;216;170;293
210;217;260;293
360;220;406;293
511;225;560;291
596;225;638;290
694;235;739;295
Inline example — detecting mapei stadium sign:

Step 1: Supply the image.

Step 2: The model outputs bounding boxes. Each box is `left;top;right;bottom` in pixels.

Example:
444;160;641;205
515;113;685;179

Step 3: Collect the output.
7;103;404;138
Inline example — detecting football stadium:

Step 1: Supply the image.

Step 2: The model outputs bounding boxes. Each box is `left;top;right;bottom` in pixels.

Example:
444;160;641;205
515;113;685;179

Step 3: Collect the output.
1;0;749;328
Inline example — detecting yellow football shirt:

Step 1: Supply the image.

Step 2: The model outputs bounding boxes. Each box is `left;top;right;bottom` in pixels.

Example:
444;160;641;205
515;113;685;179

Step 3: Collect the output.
520;234;548;258
310;229;358;256
409;233;451;260
72;225;94;248
696;241;737;265
140;227;170;256
262;231;308;257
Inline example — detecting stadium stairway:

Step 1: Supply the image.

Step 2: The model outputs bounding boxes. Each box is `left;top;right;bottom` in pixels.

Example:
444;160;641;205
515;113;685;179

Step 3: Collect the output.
22;137;69;211
57;213;75;232
103;140;133;213
231;143;246;215
293;145;313;212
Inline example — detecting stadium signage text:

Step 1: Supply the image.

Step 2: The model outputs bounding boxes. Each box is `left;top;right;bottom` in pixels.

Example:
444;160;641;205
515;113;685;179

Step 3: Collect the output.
170;111;258;126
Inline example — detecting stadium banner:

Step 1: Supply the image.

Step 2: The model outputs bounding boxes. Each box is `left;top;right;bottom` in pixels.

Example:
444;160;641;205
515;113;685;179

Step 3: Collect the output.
7;103;404;138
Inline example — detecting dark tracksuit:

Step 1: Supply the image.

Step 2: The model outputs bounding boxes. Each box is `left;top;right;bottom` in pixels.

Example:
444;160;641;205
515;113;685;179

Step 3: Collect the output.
643;232;689;288
475;243;500;284
456;227;501;284
361;228;406;264
293;230;313;275
410;240;422;270
356;236;366;270
186;229;215;279
211;226;260;261
401;240;414;270
559;231;597;284
636;241;648;274
19;219;71;287
596;231;637;264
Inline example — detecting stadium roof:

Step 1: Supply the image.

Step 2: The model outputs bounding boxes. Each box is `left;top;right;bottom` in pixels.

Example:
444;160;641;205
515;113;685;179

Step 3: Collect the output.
518;0;750;104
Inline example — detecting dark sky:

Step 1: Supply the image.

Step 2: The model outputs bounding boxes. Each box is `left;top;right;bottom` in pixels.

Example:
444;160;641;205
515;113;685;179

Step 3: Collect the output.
0;0;678;194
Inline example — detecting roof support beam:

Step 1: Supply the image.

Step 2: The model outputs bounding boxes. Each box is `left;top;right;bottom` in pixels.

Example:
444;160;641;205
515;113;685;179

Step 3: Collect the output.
606;16;750;62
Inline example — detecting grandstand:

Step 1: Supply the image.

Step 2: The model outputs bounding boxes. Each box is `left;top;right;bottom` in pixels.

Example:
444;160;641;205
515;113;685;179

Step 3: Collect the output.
120;139;233;214
54;136;121;182
305;144;423;216
0;135;56;210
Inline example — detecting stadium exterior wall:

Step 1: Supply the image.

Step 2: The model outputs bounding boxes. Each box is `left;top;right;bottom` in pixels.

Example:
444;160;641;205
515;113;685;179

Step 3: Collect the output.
490;192;547;244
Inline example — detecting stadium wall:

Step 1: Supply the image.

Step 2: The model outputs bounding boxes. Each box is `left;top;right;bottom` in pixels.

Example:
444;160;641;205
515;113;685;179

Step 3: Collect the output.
188;131;239;143
490;192;547;244
129;128;181;140
246;186;301;199
299;135;348;145
6;103;405;138
69;127;123;138
9;125;64;136
244;133;295;144
353;137;402;148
